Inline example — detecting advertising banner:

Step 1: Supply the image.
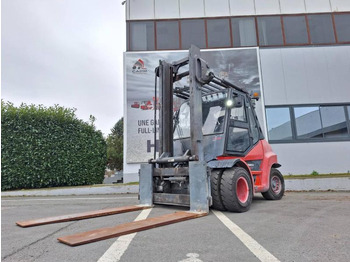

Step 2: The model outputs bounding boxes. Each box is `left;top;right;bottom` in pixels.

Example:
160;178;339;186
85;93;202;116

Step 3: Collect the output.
125;48;260;163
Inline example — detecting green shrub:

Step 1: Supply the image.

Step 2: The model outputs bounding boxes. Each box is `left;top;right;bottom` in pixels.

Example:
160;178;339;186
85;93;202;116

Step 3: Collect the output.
1;101;107;191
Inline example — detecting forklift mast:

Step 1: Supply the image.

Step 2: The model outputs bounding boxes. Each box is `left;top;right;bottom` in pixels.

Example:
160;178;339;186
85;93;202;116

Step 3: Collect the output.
140;45;212;213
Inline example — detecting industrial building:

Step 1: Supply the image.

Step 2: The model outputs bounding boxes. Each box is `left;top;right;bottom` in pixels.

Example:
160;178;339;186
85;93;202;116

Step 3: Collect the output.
123;0;350;182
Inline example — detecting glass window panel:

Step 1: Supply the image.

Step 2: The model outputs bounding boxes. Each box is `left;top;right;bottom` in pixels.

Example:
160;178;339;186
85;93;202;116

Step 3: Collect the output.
283;16;308;44
334;14;350;42
231;17;257;47
202;98;226;135
257;16;283;46
266;108;292;140
227;127;250;152
230;107;246;122
308;14;335;44
181;19;206;49
156;21;179;50
320;106;348;138
207;19;231;48
248;107;259;144
174;102;190;139
130;22;155;51
294;107;323;139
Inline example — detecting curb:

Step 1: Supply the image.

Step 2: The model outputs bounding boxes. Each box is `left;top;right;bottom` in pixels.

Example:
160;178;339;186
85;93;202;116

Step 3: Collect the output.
285;177;350;191
2;177;349;197
1;185;139;197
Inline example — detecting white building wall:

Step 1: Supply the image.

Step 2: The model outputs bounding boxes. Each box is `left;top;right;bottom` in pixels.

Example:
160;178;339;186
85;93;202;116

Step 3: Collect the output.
271;142;350;174
229;0;256;16
259;46;350;175
127;0;350;20
260;46;350;106
255;0;281;15
204;0;230;17
279;0;306;14
331;0;350;12
179;0;205;18
155;0;180;19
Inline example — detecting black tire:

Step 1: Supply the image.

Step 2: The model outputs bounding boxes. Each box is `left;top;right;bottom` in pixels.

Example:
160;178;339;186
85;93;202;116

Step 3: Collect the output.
220;167;253;213
210;169;226;211
262;168;285;200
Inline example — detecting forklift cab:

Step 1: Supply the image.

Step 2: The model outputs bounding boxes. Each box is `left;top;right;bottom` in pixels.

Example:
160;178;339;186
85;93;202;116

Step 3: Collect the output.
173;88;263;161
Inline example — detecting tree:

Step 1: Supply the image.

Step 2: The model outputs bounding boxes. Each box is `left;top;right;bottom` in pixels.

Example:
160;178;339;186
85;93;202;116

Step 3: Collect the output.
107;117;123;170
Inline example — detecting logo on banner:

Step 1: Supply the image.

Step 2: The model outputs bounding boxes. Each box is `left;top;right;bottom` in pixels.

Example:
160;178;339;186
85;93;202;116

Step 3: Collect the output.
132;59;147;73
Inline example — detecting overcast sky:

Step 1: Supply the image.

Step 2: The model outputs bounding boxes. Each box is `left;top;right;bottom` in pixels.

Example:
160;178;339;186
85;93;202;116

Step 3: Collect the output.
2;0;126;136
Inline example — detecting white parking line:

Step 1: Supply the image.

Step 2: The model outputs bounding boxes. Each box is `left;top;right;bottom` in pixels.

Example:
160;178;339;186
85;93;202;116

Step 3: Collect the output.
1;197;137;202
97;208;153;262
212;210;280;262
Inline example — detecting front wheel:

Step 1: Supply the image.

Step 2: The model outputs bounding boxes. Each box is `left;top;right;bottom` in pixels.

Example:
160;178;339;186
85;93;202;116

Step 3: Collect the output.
262;168;285;200
220;167;253;213
210;169;226;211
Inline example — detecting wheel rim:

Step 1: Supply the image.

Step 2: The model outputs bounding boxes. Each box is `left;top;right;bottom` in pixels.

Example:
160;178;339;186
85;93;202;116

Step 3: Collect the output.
271;175;282;194
236;177;249;203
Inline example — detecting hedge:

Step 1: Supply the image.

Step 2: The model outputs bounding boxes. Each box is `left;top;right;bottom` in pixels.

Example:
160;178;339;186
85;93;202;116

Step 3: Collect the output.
1;101;107;191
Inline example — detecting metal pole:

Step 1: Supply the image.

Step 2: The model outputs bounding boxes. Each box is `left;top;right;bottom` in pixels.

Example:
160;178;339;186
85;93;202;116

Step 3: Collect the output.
188;45;204;161
159;61;174;157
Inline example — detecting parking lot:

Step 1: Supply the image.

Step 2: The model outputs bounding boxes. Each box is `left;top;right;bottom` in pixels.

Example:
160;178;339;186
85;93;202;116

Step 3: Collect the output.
2;192;350;262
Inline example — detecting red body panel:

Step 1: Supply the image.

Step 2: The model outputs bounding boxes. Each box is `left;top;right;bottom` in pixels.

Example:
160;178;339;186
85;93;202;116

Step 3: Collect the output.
217;140;278;193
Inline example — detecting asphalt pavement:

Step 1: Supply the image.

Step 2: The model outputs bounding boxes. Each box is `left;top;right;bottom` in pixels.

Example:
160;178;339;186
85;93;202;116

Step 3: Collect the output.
1;192;350;262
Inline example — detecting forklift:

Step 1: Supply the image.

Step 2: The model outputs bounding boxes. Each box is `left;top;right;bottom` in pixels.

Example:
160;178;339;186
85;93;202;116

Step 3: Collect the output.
16;46;284;246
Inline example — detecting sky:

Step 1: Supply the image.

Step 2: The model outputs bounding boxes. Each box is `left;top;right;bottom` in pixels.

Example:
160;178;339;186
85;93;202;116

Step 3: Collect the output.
1;0;126;136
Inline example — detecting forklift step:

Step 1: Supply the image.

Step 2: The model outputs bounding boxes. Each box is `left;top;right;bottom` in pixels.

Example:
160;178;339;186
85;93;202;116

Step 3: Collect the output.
58;211;207;246
16;205;151;228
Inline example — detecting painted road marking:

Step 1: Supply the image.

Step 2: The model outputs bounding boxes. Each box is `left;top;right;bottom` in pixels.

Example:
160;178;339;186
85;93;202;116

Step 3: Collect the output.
97;208;152;262
178;253;203;262
212;210;280;262
1;197;137;202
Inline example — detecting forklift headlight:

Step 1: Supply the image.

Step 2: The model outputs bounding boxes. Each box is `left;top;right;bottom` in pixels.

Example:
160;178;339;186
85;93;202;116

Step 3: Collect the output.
225;99;234;107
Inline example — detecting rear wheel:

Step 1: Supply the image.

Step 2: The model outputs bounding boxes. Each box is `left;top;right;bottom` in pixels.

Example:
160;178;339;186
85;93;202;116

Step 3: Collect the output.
220;167;253;213
210;169;226;211
262;168;285;200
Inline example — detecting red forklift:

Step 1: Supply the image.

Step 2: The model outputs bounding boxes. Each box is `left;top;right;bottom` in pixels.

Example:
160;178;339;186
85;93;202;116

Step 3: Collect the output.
16;46;284;246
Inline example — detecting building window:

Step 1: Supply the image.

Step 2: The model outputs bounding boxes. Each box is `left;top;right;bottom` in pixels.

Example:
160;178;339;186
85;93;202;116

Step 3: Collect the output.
320;106;348;138
294;107;323;139
231;17;257;47
266;104;350;143
334;14;350;43
206;18;231;48
156;21;180;50
181;19;206;49
257;16;283;46
126;12;350;51
308;14;335;44
129;21;155;51
283;15;309;45
266;107;293;141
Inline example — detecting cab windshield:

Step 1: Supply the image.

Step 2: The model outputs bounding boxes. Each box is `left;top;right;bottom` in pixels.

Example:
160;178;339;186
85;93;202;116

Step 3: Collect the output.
174;92;227;139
